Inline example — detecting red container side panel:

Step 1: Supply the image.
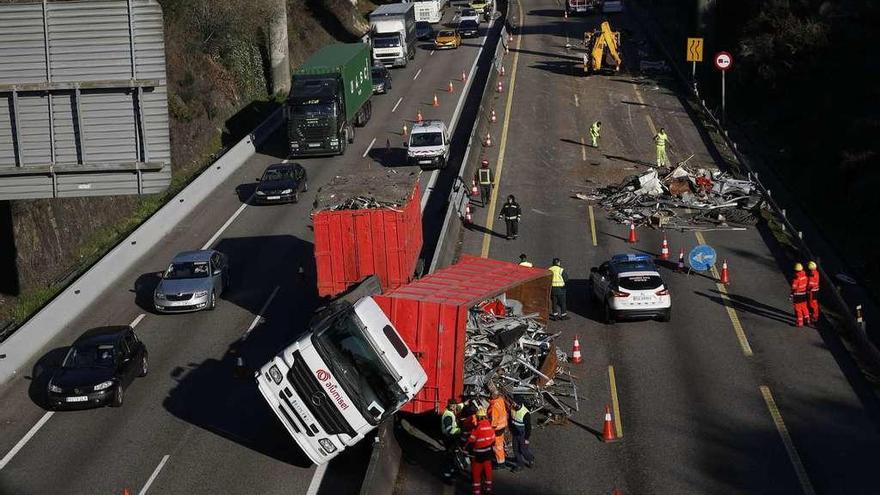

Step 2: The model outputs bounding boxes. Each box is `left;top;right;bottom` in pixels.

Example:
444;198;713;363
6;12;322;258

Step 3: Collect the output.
314;182;423;297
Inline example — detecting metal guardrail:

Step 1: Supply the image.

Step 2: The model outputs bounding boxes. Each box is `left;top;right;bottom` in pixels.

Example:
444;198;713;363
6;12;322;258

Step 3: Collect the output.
629;1;880;366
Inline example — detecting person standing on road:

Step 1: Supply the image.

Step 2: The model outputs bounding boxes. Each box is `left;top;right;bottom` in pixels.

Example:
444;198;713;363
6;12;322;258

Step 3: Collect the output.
654;127;670;167
488;390;508;466
518;254;533;267
590;121;602;148
464;408;495;495
498;195;522;240
807;261;821;324
508;399;535;472
476;159;494;207
548;258;570;320
790;263;810;327
441;399;463;481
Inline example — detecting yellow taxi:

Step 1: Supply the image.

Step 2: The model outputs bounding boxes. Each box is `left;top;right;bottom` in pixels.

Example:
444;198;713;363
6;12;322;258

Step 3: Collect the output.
434;29;461;50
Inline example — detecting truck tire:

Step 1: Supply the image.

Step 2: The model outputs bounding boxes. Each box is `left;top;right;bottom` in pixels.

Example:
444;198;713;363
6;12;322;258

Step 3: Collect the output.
347;124;355;143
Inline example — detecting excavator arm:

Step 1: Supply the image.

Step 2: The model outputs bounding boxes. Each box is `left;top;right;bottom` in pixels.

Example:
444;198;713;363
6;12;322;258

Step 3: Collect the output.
583;21;622;73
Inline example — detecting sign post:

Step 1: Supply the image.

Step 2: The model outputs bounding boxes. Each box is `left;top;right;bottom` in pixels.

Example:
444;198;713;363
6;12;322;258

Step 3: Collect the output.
686;37;704;93
713;51;733;124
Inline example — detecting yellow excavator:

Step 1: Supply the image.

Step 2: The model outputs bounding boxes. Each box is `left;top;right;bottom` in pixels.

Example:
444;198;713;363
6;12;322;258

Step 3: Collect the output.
583;21;622;74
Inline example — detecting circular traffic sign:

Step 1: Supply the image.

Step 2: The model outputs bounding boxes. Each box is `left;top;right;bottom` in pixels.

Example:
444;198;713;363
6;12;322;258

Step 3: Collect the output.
714;51;733;71
688;244;717;272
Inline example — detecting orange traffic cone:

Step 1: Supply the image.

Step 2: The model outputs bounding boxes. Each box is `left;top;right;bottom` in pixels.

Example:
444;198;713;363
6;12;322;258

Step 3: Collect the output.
484;132;493;147
416;110;423;123
464;203;473;224
602;405;619;443
571;336;583;364
720;259;730;285
677;248;686;272
628;221;638;244
432;93;440;107
490;109;497;123
448;80;455;93
461;70;467;82
659;234;670;260
471;179;478;198
122;489;130;495
496;80;504;93
500;65;506;77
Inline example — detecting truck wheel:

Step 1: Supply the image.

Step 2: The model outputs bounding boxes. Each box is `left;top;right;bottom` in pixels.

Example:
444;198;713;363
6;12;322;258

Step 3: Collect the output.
347;124;355;143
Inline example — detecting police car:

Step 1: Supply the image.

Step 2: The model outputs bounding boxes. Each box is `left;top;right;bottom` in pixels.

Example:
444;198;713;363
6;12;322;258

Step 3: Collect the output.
589;254;671;323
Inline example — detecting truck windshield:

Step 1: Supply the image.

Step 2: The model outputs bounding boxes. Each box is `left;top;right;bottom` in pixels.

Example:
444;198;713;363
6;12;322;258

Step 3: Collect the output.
292;102;336;118
313;310;407;424
410;132;443;147
373;36;401;48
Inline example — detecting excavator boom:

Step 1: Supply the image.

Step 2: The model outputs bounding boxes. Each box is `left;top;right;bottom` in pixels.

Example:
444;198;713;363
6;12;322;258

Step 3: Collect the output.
583;21;622;73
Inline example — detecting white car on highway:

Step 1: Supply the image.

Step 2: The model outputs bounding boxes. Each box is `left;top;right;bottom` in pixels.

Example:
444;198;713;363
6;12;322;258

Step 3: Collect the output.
458;7;480;24
589;254;671;323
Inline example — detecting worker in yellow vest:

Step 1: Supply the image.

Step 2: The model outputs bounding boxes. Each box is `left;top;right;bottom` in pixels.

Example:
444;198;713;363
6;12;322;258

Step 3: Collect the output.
654;128;670;167
590;121;601;148
548;258;569;320
518;254;533;267
508;398;534;472
441;398;463;480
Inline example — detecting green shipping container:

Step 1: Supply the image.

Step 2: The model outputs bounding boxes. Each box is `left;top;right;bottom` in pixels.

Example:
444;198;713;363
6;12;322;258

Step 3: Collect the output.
295;43;372;123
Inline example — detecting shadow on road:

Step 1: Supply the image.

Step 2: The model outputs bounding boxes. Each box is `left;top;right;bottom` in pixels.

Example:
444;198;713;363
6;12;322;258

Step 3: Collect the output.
693;290;793;326
27;346;70;410
132;271;162;314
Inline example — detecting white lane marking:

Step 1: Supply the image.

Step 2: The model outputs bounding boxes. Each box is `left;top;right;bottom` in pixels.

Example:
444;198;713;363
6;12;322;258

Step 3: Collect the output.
244;286;280;338
362;137;377;158
392;97;403;113
430;50;435;56
202;202;248;250
137;454;171;495
413;68;423;80
574;94;579;107
420;169;441;212
0;411;54;471
130;314;146;328
305;462;329;495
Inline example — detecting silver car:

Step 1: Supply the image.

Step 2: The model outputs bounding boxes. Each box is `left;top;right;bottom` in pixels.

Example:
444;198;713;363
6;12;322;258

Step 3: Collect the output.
153;250;229;313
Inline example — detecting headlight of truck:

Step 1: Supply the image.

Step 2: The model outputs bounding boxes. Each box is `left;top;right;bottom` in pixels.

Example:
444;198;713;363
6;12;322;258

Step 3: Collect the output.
268;365;283;385
154;291;166;300
94;380;114;391
280;189;293;194
49;383;63;393
330;138;339;145
194;290;209;298
319;438;337;453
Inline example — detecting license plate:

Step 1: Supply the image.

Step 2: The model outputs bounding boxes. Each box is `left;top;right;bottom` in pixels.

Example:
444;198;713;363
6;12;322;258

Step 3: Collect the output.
308;143;321;148
267;196;280;200
419;159;432;164
65;396;88;402
633;295;651;302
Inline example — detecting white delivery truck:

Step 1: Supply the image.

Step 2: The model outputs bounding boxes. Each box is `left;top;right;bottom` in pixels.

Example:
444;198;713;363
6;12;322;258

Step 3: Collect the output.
410;0;445;24
369;3;417;67
256;276;427;464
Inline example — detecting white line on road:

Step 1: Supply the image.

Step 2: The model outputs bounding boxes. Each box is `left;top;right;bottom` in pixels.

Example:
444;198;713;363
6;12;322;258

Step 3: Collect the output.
392;97;403;113
244;286;280;338
137;454;171;495
430;50;435;56
413;68;423;80
130;314;146;328
305;462;329;495
0;411;54;471
202;202;248;250
760;386;817;495
574;94;579;107
362;137;377;158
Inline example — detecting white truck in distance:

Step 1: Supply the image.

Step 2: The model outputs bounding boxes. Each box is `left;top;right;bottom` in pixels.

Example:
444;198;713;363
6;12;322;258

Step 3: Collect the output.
410;0;446;23
256;277;427;464
369;3;417;68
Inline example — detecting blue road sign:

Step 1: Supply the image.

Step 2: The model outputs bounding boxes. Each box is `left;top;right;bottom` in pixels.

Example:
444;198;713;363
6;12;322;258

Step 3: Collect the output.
688;244;717;272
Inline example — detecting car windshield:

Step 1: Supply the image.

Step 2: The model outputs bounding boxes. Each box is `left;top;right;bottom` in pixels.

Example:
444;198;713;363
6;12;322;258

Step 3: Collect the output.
164;261;210;280
416;22;431;31
63;343;116;369
460;20;478;29
618;274;663;291
262;167;295;181
438;30;456;37
371;68;386;82
410;132;444;147
462;8;476;16
312;309;407;424
292;102;335;118
373;36;400;48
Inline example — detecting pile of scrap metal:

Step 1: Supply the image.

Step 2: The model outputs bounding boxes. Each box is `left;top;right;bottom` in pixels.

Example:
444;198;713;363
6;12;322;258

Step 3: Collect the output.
576;162;765;230
314;169;419;211
462;300;579;422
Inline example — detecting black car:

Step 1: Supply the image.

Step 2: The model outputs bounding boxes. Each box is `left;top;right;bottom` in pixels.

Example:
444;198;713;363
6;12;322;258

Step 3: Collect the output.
416;21;435;41
459;19;480;38
254;162;308;204
371;65;393;94
47;326;148;409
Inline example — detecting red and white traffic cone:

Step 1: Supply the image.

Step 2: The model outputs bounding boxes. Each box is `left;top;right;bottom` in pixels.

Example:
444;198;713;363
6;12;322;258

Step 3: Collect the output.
564;9;569;19
433;93;440;107
471;179;478;198
677;248;686;272
500;65;506;77
416;110;423;123
461;70;467;82
483;132;493;147
628;221;638;244
720;259;730;285
490;109;497;123
448;80;455;93
464;203;473;224
602;405;619;443
571;336;583;364
659;234;670;260
496;80;504;93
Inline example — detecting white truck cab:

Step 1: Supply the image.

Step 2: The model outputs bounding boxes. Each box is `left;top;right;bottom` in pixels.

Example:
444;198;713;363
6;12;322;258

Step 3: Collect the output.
407;120;450;169
256;277;427;464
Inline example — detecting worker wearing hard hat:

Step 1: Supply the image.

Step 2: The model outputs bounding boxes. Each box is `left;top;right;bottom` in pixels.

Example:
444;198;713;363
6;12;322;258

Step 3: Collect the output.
548;258;570;320
654;128;670;167
590;121;602;148
488;390;508;466
807;261;820;324
464;408;495;495
790;263;810;327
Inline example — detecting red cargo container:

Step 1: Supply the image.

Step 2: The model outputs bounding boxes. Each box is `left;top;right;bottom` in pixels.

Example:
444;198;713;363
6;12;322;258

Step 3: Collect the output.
314;182;423;297
374;255;551;414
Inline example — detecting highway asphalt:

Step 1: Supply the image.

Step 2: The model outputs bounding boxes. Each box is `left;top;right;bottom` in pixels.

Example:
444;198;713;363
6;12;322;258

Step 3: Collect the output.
395;1;880;494
0;7;494;495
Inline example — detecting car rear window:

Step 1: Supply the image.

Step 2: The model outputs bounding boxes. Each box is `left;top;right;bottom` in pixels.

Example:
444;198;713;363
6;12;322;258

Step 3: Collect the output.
618;275;662;290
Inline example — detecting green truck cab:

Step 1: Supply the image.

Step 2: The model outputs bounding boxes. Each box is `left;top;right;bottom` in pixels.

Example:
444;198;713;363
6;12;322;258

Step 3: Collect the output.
286;43;373;156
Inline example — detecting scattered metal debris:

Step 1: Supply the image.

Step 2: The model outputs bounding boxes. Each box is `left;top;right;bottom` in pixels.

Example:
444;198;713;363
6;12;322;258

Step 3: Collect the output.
314;169;420;211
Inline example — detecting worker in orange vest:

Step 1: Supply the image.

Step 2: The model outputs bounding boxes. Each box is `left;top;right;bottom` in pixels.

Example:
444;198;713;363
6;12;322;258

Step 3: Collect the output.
487;390;508;466
790;263;810;327
464;408;495;495
807;261;820;324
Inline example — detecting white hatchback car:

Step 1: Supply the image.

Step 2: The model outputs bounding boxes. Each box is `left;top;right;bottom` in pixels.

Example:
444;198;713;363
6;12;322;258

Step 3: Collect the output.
590;254;671;323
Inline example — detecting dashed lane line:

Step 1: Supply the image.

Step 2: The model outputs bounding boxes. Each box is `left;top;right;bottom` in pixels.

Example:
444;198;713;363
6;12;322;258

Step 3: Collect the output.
413;68;423;80
243;285;280;339
574;93;579;107
392;97;403;113
137;454;171;495
760;386;817;495
588;205;598;247
0;411;54;471
362;137;376;158
633;86;657;135
131;313;146;328
580;136;587;161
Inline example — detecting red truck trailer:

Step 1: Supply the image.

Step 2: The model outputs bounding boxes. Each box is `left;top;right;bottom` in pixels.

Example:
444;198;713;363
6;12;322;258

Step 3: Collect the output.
313;170;423;297
374;255;551;414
